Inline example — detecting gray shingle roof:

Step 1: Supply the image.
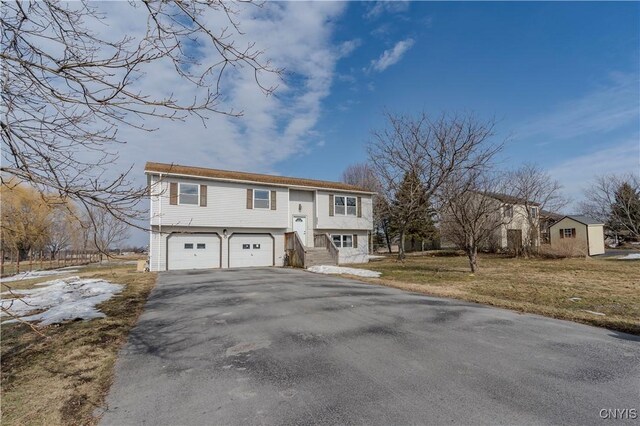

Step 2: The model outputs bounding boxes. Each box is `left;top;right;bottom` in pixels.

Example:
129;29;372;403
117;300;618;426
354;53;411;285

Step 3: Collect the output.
565;215;604;226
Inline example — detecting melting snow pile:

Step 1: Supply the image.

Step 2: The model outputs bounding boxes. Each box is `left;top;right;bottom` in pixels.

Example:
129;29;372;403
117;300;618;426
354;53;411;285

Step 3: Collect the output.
618;253;640;260
0;268;80;283
307;265;381;278
1;276;123;326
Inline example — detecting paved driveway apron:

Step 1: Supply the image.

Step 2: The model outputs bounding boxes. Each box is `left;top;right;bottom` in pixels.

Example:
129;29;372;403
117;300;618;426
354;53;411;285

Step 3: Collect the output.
102;268;639;425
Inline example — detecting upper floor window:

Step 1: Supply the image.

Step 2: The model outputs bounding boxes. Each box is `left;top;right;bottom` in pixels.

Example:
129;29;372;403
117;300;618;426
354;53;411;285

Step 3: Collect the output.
504;205;513;218
254;189;270;209
179;183;199;205
335;195;357;216
530;207;538;218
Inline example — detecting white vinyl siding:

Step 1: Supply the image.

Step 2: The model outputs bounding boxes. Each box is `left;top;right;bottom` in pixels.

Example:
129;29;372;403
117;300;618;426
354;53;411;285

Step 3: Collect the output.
151;179;288;228
316;191;373;230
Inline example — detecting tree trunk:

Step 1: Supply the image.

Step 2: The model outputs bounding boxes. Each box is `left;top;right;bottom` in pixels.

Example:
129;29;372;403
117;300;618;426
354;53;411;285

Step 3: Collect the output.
16;249;20;274
467;246;478;273
0;249;4;276
398;230;406;261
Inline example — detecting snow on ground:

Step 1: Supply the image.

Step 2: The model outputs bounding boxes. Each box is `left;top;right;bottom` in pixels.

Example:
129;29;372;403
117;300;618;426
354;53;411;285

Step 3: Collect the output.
618;253;640;260
368;255;386;260
0;276;123;326
307;265;382;278
0;268;80;283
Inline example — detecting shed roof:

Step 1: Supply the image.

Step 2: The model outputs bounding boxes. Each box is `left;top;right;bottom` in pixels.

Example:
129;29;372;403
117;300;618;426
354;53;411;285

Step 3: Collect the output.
551;215;604;227
145;162;374;193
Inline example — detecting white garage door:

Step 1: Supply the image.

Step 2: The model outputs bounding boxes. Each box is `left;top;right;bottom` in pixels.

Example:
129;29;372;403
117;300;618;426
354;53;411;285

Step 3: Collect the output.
229;234;274;268
167;234;220;270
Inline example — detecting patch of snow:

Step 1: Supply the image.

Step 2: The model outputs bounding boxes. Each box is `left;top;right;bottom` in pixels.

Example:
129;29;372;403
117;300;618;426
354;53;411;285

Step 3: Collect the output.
568;297;582;302
307;265;382;278
1;276;122;326
368;255;386;260
0;268;80;283
618;253;640;260
581;310;606;316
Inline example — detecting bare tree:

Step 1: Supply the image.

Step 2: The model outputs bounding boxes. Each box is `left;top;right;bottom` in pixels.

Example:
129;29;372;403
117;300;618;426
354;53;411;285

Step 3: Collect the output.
506;163;569;255
45;204;78;261
1;1;279;226
580;174;640;242
439;171;509;272
367;111;502;260
87;207;131;259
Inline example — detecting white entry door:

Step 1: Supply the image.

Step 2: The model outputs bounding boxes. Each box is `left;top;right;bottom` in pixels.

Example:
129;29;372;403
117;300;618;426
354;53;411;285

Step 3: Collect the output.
292;216;307;245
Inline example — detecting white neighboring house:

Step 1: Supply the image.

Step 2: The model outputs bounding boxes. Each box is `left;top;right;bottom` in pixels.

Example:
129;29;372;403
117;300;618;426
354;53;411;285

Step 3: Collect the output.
146;162;374;271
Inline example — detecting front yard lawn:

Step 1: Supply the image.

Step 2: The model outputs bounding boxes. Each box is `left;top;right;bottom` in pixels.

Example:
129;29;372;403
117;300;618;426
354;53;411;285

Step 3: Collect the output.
1;264;156;425
355;254;640;334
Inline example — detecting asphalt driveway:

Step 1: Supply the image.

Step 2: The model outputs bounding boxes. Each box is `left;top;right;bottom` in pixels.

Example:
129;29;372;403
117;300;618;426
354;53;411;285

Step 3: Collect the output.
102;268;639;425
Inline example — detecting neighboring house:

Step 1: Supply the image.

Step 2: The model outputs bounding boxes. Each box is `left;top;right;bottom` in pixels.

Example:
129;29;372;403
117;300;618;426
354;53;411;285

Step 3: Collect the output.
549;215;605;256
439;192;540;252
145;162;374;271
484;192;541;252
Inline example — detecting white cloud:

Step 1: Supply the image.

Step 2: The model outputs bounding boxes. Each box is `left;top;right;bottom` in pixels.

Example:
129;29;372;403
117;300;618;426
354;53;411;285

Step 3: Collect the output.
369;38;415;72
365;1;410;20
88;1;348;176
516;72;639;142
547;137;640;208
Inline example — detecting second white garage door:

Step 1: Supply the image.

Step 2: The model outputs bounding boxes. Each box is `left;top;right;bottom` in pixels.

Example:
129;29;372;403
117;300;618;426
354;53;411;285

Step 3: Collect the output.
167;233;221;270
229;234;274;268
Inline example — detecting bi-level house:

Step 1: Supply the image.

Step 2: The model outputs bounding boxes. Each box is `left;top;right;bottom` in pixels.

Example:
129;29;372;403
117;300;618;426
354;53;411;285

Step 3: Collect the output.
146;162;374;271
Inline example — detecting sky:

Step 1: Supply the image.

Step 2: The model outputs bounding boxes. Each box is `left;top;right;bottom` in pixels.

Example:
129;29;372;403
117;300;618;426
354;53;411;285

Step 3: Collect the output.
95;1;640;246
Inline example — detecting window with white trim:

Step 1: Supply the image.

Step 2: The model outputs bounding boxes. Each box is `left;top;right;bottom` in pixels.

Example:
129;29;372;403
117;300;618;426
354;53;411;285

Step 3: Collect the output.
334;196;357;216
563;228;574;238
504;205;513;218
331;234;353;248
196;243;206;249
184;243;194;249
179;183;199;205
254;189;270;209
530;207;538;218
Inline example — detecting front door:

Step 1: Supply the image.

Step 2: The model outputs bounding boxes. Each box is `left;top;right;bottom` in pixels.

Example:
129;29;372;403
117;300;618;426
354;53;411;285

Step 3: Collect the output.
293;216;307;246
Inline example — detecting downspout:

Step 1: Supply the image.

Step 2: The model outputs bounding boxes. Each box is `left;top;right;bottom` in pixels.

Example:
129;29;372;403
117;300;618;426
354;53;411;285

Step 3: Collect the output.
157;173;163;272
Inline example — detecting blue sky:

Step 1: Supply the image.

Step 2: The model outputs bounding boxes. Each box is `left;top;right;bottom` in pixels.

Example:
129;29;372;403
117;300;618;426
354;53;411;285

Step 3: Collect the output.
282;2;639;190
104;1;639;245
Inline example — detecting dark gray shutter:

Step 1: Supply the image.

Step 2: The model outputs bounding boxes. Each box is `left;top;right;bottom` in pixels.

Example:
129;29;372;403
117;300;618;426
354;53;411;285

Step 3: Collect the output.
329;194;334;216
169;182;178;205
559;229;564;239
246;189;253;209
357;196;362;218
571;228;576;238
271;190;276;210
353;234;358;248
200;185;207;207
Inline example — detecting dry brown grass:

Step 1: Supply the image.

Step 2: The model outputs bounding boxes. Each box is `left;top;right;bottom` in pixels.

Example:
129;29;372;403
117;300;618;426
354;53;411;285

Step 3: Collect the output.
1;265;157;425
354;254;640;334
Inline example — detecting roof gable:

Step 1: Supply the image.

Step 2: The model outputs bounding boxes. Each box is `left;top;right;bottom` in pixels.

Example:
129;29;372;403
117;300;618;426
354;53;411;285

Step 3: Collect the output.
145;162;374;193
550;215;604;227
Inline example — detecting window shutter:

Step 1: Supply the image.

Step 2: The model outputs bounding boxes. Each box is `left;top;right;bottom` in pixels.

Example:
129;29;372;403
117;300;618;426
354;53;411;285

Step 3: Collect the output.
246;189;253;209
270;190;276;210
571;228;576;238
200;185;207;207
353;234;358;248
169;182;178;205
329;194;334;216
559;229;564;239
357;196;362;218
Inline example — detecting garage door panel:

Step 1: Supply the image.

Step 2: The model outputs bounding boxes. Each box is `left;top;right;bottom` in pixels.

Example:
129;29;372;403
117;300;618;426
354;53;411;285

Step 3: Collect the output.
168;234;220;270
229;234;273;268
